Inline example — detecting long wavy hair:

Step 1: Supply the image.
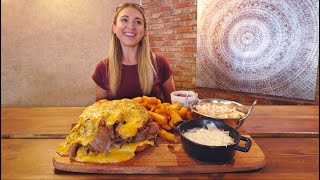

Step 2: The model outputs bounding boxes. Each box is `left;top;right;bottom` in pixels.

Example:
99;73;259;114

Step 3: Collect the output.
107;3;157;97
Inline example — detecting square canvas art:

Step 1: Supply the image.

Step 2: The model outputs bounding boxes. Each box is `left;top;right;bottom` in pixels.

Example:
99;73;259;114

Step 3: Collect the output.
196;0;319;100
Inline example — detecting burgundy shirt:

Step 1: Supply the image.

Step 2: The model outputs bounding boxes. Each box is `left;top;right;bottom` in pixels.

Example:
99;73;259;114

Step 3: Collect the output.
92;54;173;100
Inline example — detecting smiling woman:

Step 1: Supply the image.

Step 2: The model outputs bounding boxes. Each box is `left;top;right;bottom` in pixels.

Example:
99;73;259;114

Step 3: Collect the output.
112;5;146;50
92;3;176;103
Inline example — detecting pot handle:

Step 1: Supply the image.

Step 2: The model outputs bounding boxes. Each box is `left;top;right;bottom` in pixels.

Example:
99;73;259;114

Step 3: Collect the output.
238;99;258;122
233;136;252;152
172;120;186;131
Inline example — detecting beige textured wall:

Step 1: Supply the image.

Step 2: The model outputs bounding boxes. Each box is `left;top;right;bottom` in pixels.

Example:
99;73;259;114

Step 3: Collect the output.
1;0;140;107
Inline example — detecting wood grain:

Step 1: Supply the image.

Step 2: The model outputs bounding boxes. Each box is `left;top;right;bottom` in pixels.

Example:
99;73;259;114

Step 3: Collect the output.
1;138;318;180
1;134;68;139
1;106;319;135
1;107;85;134
241;106;319;134
249;132;319;138
1;106;319;180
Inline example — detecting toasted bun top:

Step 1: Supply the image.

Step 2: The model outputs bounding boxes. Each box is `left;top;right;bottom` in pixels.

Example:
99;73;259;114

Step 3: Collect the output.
79;99;149;139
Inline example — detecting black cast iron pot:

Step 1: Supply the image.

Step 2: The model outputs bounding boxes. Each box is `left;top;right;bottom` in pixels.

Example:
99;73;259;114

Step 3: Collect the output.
173;117;252;163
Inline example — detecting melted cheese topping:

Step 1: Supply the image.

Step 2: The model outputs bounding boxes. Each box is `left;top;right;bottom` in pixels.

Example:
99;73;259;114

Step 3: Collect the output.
75;140;154;163
56;98;151;163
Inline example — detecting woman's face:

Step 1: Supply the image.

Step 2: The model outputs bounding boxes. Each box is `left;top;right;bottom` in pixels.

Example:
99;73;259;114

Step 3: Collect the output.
113;7;146;48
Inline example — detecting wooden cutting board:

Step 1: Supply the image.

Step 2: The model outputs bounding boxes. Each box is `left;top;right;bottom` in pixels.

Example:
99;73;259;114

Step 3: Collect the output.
53;135;266;174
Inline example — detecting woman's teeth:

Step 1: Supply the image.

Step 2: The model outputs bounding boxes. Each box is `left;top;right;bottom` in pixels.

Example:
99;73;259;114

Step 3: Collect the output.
124;32;135;37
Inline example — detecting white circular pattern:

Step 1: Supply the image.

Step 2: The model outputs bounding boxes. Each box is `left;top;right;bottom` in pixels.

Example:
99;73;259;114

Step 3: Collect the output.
197;0;319;100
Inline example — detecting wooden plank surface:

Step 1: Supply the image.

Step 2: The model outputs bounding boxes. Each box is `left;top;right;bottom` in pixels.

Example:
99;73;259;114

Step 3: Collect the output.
244;105;319;134
1;107;85;134
1;106;319;135
2;138;318;180
249;132;319;138
1;106;318;179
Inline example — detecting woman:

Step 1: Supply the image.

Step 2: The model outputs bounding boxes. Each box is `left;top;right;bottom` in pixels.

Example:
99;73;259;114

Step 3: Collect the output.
92;3;175;102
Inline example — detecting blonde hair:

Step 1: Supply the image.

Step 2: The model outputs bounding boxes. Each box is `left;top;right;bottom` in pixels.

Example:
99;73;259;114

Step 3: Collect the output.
108;3;157;97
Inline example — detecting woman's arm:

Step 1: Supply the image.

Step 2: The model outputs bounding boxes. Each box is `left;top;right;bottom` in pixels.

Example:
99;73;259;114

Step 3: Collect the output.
95;85;109;101
162;75;176;103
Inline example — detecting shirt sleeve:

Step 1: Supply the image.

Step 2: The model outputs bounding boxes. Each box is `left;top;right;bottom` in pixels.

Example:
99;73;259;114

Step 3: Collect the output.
156;54;173;84
92;60;108;90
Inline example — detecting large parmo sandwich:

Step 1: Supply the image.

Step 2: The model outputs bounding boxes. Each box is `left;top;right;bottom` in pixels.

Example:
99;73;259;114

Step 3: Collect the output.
56;99;159;163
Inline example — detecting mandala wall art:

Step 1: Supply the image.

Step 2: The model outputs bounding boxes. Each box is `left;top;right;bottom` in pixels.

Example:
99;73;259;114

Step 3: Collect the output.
196;0;319;100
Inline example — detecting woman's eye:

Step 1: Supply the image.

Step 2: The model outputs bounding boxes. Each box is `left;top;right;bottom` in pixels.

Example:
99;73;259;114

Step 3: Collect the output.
121;19;128;22
135;20;142;25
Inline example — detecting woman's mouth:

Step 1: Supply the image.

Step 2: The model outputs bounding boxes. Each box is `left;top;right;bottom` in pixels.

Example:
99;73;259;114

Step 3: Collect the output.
124;32;136;37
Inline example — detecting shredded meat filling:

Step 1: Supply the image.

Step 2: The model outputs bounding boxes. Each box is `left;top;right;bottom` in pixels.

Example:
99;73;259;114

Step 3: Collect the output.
69;119;159;158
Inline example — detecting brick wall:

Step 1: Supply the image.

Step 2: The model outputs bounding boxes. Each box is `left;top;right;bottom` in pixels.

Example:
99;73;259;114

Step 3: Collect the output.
142;0;319;105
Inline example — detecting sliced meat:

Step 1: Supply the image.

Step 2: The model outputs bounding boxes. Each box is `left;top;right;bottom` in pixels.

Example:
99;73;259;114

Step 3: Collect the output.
112;140;125;148
83;119;159;153
128;127;149;143
146;121;159;140
69;142;81;159
127;121;159;143
89;126;113;152
107;125;115;139
98;119;106;126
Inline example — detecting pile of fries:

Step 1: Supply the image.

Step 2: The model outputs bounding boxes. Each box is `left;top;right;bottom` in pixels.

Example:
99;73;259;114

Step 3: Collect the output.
132;96;193;142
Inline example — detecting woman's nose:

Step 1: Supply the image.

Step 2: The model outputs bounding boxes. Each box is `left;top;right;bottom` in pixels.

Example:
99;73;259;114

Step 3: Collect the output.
127;21;136;29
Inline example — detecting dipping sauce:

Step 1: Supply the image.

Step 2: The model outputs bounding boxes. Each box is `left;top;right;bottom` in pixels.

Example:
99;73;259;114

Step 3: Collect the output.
176;94;191;97
183;123;234;146
170;90;198;108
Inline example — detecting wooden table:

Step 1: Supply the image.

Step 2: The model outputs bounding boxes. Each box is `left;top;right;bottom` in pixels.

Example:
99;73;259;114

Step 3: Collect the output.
1;106;319;179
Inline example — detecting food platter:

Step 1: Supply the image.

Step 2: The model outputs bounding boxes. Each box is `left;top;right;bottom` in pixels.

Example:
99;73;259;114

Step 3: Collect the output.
53;97;262;174
53;135;266;174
